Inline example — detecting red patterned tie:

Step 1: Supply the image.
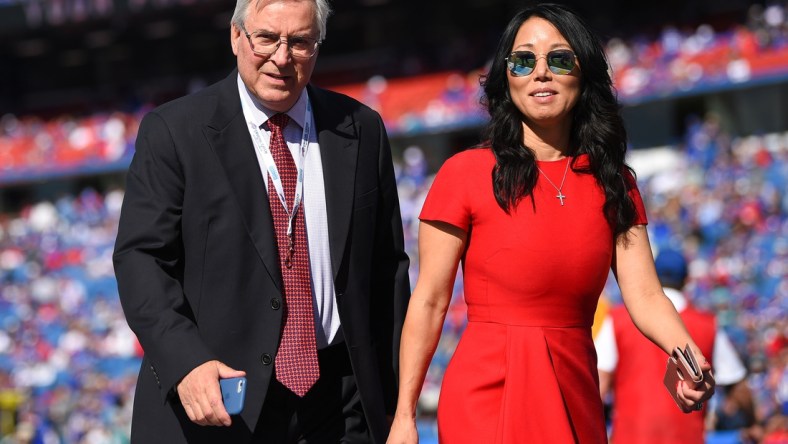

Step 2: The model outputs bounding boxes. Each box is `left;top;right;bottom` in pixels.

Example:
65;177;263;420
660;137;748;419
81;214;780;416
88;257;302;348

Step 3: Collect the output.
266;113;320;397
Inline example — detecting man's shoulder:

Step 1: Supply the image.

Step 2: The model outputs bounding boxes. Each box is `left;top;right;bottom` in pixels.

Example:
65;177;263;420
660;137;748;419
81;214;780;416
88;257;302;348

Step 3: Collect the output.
148;74;233;122
307;85;379;119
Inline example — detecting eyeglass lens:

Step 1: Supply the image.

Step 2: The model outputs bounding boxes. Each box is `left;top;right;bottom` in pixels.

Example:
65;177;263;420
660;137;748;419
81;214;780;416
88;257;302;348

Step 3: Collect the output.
506;50;576;76
246;29;318;58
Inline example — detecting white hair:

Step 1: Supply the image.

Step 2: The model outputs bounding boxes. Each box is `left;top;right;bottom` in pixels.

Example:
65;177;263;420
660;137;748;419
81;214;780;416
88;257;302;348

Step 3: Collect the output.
231;0;332;41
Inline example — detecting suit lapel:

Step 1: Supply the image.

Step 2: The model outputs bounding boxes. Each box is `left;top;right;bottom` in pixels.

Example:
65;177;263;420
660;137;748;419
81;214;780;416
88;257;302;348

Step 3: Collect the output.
204;73;283;291
309;85;358;279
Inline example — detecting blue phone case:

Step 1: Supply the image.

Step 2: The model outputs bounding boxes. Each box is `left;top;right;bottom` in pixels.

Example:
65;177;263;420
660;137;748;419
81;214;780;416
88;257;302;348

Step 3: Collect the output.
220;377;247;415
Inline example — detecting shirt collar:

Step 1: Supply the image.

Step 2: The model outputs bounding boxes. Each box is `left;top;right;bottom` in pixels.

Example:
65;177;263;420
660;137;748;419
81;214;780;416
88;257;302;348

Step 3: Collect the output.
236;73;308;129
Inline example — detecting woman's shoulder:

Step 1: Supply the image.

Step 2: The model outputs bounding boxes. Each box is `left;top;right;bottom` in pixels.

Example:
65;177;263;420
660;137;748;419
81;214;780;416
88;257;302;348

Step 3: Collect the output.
434;147;495;184
574;152;590;167
441;146;495;171
421;147;493;226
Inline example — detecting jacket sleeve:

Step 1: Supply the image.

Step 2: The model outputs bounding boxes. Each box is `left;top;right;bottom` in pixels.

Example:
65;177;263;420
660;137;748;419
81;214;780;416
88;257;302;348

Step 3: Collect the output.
370;112;411;414
113;111;216;403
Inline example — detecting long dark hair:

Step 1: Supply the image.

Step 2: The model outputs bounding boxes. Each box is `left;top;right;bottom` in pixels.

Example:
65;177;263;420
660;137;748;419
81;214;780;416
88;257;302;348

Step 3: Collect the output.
481;3;637;239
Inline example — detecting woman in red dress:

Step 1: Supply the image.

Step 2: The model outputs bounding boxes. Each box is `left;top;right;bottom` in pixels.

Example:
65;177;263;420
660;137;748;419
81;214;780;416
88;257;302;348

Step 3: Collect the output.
388;4;716;443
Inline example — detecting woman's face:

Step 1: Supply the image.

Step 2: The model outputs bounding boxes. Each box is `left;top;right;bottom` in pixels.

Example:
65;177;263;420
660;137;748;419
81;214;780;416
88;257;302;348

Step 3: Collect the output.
507;17;581;130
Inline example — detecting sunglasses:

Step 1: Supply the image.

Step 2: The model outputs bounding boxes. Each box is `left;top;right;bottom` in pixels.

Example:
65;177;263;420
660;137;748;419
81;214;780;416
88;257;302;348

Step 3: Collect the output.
505;49;577;77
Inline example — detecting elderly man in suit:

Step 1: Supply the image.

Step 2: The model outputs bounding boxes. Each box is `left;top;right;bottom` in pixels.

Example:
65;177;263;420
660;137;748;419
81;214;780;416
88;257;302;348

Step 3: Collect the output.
113;0;410;442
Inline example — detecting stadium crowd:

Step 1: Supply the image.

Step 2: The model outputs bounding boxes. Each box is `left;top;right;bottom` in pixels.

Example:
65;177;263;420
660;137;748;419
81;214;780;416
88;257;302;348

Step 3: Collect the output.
0;110;143;185
0;4;786;443
1;3;787;179
607;2;788;99
0;188;138;443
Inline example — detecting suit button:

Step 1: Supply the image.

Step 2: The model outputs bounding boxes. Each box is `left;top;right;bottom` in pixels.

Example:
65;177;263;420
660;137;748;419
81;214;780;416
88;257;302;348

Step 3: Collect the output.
271;298;281;310
261;354;273;365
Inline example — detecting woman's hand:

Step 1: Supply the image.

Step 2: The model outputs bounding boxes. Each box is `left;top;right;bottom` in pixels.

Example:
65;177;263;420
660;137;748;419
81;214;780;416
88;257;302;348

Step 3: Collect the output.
387;415;419;444
676;353;716;414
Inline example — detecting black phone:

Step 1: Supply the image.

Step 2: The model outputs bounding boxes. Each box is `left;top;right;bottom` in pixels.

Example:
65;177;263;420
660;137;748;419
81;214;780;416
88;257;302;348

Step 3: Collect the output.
219;377;247;415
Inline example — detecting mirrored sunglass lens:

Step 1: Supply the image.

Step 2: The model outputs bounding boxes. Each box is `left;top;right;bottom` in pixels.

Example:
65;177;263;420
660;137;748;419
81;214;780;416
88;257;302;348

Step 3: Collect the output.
547;50;575;74
507;52;536;76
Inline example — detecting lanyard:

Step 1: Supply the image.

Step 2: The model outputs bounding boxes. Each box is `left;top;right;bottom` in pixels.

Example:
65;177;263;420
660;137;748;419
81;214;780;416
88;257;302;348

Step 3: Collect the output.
247;100;313;245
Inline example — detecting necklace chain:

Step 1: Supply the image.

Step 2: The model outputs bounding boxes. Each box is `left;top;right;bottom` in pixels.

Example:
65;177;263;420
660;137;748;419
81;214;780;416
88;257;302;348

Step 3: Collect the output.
536;157;570;206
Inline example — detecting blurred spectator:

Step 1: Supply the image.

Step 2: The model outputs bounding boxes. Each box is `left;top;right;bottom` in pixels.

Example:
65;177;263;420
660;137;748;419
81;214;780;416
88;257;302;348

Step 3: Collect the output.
594;248;748;443
713;379;762;442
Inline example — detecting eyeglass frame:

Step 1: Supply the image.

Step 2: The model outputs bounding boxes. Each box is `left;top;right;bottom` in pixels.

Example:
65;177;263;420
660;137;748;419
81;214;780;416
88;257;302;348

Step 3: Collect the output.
505;49;579;77
238;23;322;59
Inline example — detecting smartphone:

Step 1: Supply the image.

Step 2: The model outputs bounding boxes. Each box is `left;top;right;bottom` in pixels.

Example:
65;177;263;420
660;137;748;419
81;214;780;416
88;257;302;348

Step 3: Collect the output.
219;377;247;415
663;345;703;410
682;347;698;374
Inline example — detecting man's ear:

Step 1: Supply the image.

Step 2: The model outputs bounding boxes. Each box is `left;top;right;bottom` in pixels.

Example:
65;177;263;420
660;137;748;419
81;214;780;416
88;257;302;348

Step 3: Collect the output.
230;24;241;56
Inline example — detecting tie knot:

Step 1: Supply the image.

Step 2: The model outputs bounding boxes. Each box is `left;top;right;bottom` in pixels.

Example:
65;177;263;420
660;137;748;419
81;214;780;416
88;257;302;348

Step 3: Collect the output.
268;113;290;131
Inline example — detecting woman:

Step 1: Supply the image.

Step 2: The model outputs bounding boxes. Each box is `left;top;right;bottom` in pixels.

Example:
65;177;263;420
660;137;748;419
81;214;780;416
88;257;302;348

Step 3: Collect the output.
388;4;715;443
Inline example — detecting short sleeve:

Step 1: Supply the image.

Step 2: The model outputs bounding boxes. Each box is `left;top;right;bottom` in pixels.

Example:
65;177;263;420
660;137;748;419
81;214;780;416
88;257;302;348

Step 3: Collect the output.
419;154;472;231
624;169;648;225
712;329;747;385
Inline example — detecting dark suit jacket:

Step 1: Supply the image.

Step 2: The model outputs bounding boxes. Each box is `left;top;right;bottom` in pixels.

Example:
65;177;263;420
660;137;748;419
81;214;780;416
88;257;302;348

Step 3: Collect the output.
113;70;410;443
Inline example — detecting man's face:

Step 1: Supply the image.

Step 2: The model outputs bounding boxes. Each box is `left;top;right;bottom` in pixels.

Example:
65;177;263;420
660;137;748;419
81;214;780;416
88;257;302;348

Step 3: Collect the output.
231;0;319;112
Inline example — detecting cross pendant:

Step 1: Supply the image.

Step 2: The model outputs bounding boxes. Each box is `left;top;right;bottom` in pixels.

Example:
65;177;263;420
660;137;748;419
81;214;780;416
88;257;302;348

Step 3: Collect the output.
556;191;566;206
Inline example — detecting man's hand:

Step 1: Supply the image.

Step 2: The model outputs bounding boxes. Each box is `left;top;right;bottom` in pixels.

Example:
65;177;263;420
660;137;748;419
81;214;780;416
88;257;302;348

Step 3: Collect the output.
176;360;246;426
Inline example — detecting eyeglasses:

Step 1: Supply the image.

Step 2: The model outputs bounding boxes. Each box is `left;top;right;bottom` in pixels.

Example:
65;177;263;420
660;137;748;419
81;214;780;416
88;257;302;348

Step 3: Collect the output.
240;24;321;59
505;49;577;77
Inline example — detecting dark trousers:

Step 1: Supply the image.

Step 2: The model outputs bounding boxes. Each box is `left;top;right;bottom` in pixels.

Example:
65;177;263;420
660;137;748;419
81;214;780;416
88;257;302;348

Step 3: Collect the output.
254;342;371;443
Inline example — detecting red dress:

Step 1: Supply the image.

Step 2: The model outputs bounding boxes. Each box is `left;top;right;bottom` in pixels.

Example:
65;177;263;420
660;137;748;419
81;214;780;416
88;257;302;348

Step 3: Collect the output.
419;149;647;443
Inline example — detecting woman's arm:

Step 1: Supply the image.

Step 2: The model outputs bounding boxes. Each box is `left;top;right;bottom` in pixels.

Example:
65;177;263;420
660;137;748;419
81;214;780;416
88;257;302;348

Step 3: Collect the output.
613;225;689;353
613;225;715;411
388;220;467;443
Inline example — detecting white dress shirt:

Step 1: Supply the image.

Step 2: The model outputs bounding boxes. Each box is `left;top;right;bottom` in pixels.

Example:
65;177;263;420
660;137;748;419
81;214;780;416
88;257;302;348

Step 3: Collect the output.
237;75;342;349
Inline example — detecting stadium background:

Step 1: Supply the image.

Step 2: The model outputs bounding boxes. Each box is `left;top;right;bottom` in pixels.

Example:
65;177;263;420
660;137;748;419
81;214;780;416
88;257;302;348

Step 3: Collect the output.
0;0;786;442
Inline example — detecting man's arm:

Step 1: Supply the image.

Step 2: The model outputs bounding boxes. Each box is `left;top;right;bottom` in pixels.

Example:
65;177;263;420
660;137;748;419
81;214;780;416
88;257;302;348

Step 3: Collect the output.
598;370;613;399
113;111;217;400
594;316;618;398
712;328;747;386
371;113;411;414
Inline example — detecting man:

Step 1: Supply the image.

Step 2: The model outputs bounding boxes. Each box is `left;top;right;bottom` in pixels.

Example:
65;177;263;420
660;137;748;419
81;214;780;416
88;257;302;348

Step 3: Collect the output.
112;0;410;442
594;248;746;443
